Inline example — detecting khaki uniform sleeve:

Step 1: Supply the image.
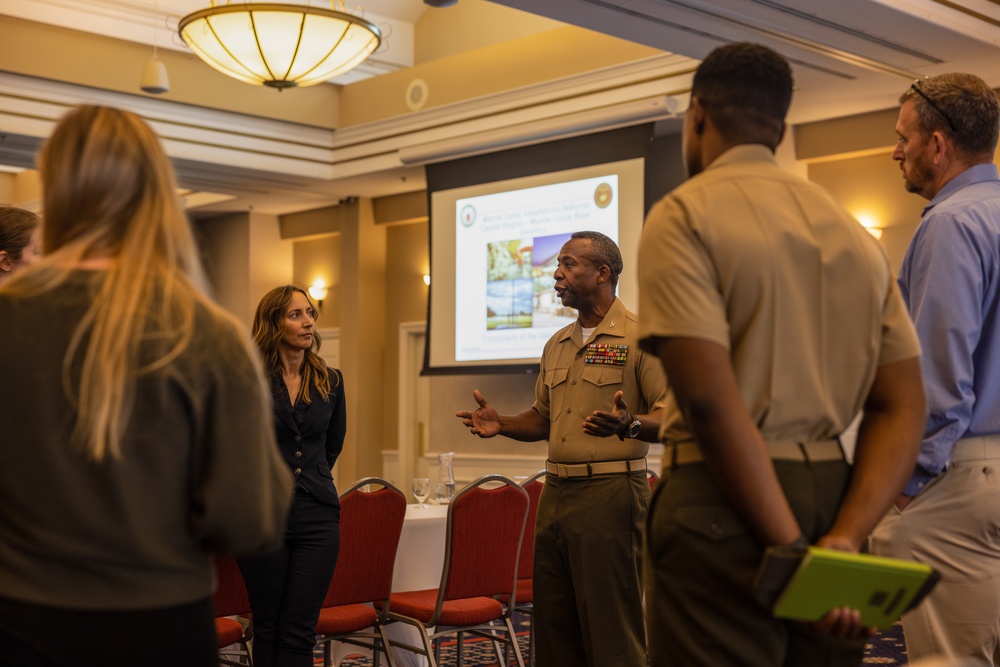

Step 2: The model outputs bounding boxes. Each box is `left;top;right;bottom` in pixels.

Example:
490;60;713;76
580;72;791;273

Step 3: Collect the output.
635;345;668;412
638;195;731;352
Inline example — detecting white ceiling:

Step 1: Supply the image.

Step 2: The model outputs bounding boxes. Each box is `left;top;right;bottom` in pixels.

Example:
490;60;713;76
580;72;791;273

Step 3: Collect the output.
5;0;1000;215
493;0;1000;125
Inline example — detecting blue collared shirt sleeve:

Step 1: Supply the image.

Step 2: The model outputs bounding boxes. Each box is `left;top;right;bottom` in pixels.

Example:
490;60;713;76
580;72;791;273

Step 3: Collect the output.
899;199;990;496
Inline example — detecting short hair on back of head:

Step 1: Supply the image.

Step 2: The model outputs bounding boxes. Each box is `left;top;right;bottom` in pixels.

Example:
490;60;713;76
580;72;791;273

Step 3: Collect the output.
0;207;40;260
900;73;1000;157
691;42;793;148
570;230;623;288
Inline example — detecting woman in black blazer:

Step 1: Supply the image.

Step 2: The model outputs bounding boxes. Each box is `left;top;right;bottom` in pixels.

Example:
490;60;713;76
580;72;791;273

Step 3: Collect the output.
239;285;346;667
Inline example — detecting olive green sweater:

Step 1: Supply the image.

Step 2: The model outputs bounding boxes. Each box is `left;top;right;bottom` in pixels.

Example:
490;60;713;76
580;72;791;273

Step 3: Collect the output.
0;271;292;610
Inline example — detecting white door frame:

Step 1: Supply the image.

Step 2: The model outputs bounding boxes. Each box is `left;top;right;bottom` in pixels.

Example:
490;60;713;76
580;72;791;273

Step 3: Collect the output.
317;327;341;479
397;321;427;489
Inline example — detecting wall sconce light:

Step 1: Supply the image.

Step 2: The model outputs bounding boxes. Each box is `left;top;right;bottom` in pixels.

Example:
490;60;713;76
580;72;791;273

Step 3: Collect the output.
308;281;329;309
855;214;884;240
422;274;431;286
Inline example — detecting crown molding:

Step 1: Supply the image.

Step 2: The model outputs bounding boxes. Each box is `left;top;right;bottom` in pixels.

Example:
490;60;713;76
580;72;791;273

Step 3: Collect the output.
0;52;695;183
331;53;697;149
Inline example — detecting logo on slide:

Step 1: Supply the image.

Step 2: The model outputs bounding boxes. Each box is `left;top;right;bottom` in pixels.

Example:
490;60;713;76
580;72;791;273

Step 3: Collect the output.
594;183;613;209
460;205;477;227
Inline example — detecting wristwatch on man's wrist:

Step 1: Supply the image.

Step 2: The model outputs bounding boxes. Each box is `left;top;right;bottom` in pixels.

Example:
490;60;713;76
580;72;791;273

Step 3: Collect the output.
619;416;642;440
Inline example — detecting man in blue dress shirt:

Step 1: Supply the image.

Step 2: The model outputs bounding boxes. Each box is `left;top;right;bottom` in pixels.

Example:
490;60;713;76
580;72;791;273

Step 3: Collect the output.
870;73;1000;664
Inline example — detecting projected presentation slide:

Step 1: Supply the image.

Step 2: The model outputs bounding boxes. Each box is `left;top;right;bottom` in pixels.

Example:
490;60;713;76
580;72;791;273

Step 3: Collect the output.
454;174;618;362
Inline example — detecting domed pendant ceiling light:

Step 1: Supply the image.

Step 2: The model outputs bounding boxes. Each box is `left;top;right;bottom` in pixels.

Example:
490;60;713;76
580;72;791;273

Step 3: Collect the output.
179;1;381;89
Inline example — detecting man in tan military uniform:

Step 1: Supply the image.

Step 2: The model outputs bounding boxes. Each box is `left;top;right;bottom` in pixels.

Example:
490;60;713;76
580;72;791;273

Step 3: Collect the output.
458;230;666;667
637;43;927;667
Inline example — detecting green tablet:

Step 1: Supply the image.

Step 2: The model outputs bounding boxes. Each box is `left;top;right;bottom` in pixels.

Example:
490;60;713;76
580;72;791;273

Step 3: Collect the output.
754;545;939;629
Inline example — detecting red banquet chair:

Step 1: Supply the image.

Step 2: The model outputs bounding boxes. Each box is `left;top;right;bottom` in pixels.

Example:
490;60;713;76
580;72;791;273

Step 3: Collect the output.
213;554;253;667
314;477;407;667
387;474;530;667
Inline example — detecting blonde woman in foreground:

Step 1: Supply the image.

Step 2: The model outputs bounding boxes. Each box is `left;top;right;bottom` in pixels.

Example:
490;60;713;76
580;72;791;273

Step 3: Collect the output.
0;105;293;667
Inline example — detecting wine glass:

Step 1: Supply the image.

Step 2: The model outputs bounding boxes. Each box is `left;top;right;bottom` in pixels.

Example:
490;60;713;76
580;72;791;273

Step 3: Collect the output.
412;477;431;508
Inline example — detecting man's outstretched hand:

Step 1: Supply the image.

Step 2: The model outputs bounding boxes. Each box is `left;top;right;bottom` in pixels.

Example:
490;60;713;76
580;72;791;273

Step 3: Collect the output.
456;389;501;438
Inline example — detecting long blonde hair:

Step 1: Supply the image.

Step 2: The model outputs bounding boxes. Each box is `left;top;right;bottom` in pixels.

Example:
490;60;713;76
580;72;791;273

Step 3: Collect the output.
252;285;334;404
2;105;253;460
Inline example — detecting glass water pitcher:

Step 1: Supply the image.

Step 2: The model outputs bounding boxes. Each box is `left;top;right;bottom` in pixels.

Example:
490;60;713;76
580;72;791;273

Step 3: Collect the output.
436;451;456;503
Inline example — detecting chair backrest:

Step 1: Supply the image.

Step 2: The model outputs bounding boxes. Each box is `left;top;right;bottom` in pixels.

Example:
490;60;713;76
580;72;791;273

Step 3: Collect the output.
323;477;407;607
438;474;529;604
516;470;545;580
213;554;251;618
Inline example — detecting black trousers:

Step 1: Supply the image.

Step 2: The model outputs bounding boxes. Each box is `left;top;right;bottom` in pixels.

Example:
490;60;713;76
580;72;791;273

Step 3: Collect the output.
238;491;341;667
0;594;216;667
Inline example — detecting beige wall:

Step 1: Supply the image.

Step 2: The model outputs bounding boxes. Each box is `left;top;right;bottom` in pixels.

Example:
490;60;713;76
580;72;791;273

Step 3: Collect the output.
339;26;663;126
196;213;252;327
337;198;387;480
414;0;563;64
0;174;14;206
196;212;292;328
382;221;430;464
807;153;923;271
293;236;341;327
0;171;43;210
796;105;1000;272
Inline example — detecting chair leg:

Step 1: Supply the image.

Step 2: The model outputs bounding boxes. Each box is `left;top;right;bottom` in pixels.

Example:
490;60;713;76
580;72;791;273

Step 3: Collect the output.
504;617;526;667
385;615;437;667
489;624;506;666
376;625;397;667
527;611;535;667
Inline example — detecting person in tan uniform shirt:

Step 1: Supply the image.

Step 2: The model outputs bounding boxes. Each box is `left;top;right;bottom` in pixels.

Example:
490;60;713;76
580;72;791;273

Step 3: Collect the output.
637;43;926;667
457;231;666;667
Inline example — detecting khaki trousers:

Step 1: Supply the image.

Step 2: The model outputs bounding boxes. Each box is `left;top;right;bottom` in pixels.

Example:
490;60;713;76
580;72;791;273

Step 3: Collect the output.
870;435;1000;664
533;470;648;667
646;458;866;667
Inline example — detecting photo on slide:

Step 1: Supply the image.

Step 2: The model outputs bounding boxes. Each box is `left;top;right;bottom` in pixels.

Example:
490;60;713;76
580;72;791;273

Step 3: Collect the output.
484;233;576;331
531;232;575;329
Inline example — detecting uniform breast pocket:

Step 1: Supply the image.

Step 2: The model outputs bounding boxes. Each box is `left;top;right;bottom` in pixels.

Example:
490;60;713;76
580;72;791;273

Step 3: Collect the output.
580;365;624;390
544;367;570;418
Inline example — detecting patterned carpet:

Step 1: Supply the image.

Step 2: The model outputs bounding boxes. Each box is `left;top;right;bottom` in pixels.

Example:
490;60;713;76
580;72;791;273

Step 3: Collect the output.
325;617;907;665
328;614;531;667
864;622;908;665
